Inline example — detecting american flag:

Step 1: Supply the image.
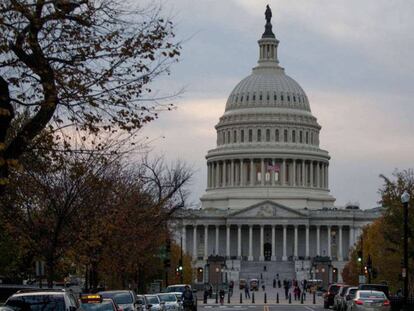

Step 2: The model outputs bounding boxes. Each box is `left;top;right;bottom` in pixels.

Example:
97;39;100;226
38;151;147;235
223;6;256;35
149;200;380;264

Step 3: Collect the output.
266;163;280;172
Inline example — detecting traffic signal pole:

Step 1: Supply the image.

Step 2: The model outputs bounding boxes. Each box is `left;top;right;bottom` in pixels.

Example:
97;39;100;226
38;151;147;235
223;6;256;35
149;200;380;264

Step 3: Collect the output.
180;236;184;283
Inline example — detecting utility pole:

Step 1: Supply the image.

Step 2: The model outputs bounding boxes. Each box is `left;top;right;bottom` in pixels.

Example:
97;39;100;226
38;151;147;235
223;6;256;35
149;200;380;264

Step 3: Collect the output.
401;191;410;311
180;236;184;284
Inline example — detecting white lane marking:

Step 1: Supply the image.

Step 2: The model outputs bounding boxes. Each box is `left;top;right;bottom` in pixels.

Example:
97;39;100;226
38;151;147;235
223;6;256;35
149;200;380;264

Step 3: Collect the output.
305;306;316;311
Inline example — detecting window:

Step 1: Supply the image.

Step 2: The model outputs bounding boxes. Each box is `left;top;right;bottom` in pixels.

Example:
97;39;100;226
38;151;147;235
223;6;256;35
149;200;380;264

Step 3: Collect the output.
287;95;290;102
274;94;277;100
306;132;309;144
284;129;288;142
293;96;296;102
249;129;253;142
241;129;244;142
266;129;270;142
259;94;263;101
240;95;243;102
227;131;230;143
233;130;237;143
292;130;296;143
257;129;261;142
281;95;284;101
311;132;314;145
267;93;270;101
253;94;256;101
275;129;279;142
299;131;303;143
246;95;249;101
222;132;225;144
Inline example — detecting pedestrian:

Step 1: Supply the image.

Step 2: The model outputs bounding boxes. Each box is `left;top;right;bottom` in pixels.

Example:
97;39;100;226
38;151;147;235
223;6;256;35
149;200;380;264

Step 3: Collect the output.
263;265;267;272
262;284;265;291
283;280;289;300
229;280;234;297
294;286;299;300
244;285;250;299
278;280;281;288
260;273;263;280
273;279;276;288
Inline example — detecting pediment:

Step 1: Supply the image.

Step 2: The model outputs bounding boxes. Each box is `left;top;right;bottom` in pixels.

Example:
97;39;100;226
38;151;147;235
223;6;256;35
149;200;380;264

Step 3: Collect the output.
229;201;306;218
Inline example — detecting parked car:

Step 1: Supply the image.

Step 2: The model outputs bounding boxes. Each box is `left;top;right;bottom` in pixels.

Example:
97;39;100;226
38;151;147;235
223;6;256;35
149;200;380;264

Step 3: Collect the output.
343;287;359;311
324;283;343;309
4;288;80;310
239;279;247;290
249;279;259;291
165;284;197;311
358;284;389;298
144;295;163;311
167;292;184;310
136;295;146;311
348;290;390;311
99;290;139;311
333;285;350;311
157;293;181;311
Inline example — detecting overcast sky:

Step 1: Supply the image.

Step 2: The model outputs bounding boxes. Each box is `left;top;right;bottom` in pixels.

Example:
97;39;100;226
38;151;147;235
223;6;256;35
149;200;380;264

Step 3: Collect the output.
140;0;414;209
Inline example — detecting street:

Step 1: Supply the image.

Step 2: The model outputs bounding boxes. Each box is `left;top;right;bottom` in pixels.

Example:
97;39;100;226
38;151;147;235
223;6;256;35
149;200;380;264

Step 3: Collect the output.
199;305;325;311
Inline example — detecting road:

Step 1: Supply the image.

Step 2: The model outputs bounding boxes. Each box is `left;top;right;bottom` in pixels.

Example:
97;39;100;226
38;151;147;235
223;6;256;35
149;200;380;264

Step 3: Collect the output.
199;306;325;311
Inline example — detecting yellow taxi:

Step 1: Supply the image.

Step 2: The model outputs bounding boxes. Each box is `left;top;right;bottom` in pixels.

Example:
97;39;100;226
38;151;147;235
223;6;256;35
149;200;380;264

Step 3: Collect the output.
80;294;119;311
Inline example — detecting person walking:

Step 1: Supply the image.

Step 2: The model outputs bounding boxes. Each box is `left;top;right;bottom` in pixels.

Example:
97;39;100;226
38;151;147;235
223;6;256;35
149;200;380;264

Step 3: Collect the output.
278;279;281;288
283;280;289;300
229;280;234;297
273;279;276;288
244;285;250;299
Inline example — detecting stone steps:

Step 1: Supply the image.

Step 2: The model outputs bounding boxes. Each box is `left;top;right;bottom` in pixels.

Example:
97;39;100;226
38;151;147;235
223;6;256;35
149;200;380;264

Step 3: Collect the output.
240;261;295;283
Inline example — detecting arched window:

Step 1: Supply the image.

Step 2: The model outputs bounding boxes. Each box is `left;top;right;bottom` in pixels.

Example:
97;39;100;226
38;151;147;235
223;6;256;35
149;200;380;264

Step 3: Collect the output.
275;129;280;142
299;131;303;143
292;130;296;143
241;129;244;142
233;130;237;143
257;129;262;142
284;129;288;142
249;129;253;142
266;129;270;142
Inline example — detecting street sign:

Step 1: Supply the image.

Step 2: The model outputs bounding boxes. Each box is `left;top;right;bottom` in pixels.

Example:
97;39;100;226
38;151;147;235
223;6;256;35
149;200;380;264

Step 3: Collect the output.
359;275;366;284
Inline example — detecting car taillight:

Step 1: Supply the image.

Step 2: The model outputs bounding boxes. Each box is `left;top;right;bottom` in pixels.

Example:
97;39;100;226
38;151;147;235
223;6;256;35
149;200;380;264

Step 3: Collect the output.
355;299;364;305
383;300;390;306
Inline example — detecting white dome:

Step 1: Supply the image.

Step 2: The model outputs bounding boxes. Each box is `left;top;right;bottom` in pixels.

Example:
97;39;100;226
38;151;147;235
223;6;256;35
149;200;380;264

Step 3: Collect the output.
225;69;311;112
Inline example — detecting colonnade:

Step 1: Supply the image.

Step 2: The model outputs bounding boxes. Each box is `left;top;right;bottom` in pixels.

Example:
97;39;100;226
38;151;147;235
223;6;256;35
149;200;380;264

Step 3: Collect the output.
207;158;329;189
182;224;360;262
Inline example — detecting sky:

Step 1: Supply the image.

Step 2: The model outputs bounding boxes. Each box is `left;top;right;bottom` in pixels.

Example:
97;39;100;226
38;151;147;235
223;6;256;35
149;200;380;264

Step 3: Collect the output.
140;0;414;209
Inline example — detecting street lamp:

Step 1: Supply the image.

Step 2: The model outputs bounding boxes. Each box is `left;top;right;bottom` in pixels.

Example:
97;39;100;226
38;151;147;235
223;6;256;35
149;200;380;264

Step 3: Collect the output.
401;190;410;311
215;267;220;304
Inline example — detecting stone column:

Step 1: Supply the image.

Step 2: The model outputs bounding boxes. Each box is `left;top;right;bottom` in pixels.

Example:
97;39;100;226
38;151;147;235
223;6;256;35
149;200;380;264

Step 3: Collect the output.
261;158;265;186
215;162;220;188
282;159;286;186
302;160;306;186
316;162;320;188
226;225;230;259
271;159;276;186
282;225;287;261
321;163;325;189
327;225;332;259
248;225;253;261
338;226;343;261
305;225;310;258
349;226;355;247
326;165;329;189
215;225;219;255
207;163;210;188
193;226;197;260
292;159;296;186
250;159;255;186
237;225;242;259
316;225;321;256
294;225;298;259
222;161;227;187
259;225;264;261
271;225;276;261
204;225;208;260
310;161;314;187
231;160;235;187
182;225;186;254
240;159;244;186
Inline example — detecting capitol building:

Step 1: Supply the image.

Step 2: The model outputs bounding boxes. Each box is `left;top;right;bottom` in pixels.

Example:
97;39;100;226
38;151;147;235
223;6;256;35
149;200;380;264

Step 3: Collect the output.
175;6;380;285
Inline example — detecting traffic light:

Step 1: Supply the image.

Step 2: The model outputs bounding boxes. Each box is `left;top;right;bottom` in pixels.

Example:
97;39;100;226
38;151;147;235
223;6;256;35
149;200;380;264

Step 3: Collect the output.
357;251;363;263
364;266;368;275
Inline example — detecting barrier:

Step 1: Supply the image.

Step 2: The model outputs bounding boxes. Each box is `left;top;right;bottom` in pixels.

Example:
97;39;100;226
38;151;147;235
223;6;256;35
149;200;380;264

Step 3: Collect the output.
276;292;279;304
313;292;316;304
240;292;242;304
252;291;255;304
289;292;292;304
227;292;230;304
264;292;267;304
300;292;304;304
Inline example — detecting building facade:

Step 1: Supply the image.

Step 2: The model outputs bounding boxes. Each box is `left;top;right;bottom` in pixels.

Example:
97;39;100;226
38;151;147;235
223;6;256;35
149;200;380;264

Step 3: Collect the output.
174;7;380;284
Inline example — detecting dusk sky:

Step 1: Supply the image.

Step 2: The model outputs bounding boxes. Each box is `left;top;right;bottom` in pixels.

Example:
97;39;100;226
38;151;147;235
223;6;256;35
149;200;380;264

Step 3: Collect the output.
141;0;414;209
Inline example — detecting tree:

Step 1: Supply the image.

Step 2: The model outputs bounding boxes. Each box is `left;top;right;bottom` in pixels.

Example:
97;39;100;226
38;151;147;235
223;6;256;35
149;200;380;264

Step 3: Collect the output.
0;0;181;195
343;170;414;293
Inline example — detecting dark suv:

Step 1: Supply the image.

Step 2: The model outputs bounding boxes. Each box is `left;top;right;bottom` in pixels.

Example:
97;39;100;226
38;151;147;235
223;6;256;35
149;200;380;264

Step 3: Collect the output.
324;283;342;309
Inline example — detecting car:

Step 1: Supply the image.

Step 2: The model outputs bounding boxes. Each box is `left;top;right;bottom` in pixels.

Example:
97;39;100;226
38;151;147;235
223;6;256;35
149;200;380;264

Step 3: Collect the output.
239;279;247;290
165;284;197;311
136;295;146;311
144;295;163;311
157;293;181;311
249;279;259;291
343;287;359;311
358;284;389;298
99;290;139;311
333;285;350;311
324;283;342;309
80;294;119;311
4;288;80;310
348;290;390;311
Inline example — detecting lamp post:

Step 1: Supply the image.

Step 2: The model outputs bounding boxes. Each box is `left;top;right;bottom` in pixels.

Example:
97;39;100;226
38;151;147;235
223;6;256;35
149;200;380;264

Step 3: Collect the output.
215;267;219;304
401;190;410;311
